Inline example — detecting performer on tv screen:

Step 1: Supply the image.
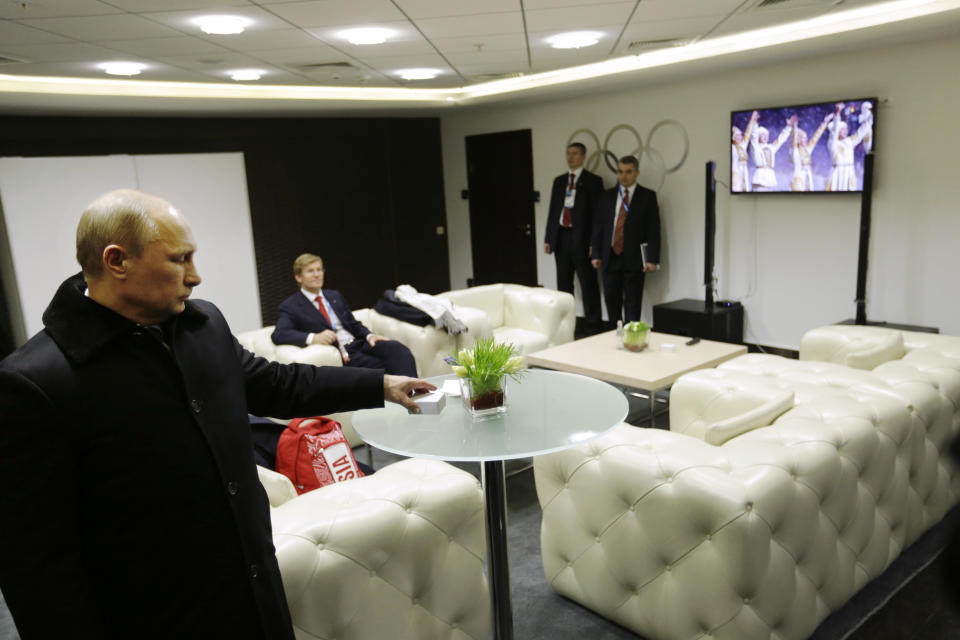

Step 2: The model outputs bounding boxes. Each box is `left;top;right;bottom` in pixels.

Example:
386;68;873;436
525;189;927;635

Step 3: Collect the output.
859;101;874;153
789;113;831;192
731;110;758;192
750;112;791;191
826;102;873;191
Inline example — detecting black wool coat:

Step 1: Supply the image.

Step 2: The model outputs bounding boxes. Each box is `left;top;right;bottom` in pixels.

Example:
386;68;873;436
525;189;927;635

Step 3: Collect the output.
543;168;604;257
0;274;385;639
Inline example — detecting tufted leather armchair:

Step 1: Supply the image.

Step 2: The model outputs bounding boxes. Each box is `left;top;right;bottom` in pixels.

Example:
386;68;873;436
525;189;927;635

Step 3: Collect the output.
235;308;375;369
535;325;960;640
366;284;576;377
256;459;491;640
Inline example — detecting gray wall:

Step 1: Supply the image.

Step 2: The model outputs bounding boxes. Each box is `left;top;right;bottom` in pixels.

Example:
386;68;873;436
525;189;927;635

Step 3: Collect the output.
440;35;960;349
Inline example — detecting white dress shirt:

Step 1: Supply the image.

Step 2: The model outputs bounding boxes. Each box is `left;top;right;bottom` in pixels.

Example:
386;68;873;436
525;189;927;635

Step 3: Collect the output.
300;288;354;357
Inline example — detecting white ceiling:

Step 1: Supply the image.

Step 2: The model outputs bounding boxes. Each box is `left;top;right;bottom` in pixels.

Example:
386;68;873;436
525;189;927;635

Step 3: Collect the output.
0;0;958;114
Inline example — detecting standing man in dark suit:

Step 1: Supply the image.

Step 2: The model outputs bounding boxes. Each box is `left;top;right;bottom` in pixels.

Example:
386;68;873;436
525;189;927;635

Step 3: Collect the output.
591;156;661;325
272;253;417;377
0;189;431;640
544;143;604;333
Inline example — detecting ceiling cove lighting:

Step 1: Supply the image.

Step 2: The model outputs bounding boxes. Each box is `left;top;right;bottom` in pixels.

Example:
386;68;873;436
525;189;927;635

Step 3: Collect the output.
397;68;440;80
229;69;264;81
1;0;955;104
462;0;958;99
98;62;146;76
0;74;460;102
192;15;252;35
547;31;602;49
340;27;392;45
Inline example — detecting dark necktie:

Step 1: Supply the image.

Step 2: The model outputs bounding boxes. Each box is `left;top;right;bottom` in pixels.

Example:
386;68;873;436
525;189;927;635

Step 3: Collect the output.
613;188;629;255
561;173;575;227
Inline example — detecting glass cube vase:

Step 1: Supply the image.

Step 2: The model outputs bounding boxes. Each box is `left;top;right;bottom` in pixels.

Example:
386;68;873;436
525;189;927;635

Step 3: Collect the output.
459;376;508;419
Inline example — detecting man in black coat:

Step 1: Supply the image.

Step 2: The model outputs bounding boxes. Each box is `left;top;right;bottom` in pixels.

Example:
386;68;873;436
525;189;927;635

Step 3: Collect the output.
0;189;431;639
543;142;604;333
591;155;661;325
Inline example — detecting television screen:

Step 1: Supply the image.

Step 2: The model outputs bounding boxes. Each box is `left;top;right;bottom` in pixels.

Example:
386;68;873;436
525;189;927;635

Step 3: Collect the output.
731;97;876;193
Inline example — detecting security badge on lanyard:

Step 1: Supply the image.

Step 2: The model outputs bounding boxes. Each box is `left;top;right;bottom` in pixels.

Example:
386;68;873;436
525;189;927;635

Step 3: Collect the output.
564;179;577;208
618;186;631;215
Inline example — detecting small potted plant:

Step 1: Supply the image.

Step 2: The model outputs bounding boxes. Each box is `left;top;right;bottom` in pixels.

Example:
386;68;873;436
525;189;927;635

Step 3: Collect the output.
622;320;650;352
449;338;524;418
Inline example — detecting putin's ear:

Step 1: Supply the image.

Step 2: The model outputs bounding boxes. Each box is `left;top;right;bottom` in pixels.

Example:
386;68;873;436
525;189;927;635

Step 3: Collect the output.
102;244;129;279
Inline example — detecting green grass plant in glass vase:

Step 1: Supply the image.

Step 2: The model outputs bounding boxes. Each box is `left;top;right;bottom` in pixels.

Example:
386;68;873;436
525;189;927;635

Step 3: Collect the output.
622;320;650;351
450;338;525;418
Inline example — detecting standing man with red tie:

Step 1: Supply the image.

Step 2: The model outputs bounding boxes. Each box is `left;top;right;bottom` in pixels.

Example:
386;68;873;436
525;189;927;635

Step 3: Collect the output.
591;156;661;325
272;253;417;377
544;143;605;334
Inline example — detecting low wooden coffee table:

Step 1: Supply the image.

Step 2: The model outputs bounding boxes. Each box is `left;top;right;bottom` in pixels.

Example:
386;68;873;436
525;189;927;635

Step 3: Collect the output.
527;330;747;427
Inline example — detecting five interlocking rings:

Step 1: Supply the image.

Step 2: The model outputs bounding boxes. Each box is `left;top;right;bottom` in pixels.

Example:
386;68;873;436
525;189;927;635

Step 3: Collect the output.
567;121;689;191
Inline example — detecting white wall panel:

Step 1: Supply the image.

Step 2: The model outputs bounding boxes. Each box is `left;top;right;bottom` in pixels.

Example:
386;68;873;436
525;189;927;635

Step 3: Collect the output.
133;153;261;334
0;152;259;343
0;155;138;342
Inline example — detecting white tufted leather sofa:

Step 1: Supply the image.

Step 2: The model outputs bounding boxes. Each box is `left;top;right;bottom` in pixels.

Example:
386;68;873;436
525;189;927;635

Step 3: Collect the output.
256;459;491;640
366;284;575;377
534;325;960;640
235;308;374;369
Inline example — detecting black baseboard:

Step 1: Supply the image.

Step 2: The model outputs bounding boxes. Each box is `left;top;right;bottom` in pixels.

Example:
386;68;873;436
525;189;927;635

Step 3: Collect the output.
837;319;939;334
745;343;799;359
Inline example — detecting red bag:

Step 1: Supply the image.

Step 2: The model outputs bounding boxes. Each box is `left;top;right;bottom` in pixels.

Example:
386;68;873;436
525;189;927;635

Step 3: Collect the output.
275;416;364;494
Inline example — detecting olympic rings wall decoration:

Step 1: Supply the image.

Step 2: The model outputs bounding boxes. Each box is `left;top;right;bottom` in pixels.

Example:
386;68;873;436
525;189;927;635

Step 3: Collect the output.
567;120;689;191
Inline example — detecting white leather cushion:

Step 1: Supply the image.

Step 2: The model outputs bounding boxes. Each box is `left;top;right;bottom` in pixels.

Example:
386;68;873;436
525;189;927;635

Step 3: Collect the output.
440;284;506;327
236;325;342;367
493;326;549;360
670;369;795;445
450;305;495;352
237;326;278;360
800;325;905;370
366;308;457;377
703;390;795;445
274;343;342;367
257;465;299;507
502;285;574;345
352;308;370;326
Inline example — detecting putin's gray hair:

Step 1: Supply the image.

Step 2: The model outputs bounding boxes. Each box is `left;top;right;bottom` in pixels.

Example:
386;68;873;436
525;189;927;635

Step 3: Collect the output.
76;189;161;277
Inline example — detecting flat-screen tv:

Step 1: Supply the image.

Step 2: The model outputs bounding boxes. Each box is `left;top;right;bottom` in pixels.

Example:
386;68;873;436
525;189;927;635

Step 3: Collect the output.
731;97;876;193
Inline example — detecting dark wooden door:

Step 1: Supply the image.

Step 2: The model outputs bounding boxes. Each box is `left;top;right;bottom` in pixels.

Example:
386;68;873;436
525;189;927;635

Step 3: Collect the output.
465;130;538;286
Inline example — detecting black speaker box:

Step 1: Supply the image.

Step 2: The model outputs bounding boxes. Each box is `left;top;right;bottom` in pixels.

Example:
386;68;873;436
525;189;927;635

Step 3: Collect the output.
653;298;744;344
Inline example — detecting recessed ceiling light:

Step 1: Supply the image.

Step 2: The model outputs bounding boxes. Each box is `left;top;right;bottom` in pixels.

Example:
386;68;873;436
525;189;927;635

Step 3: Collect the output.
229;69;264;81
98;62;146;76
340;27;392;45
547;31;602;49
192;15;252;35
397;68;440;80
